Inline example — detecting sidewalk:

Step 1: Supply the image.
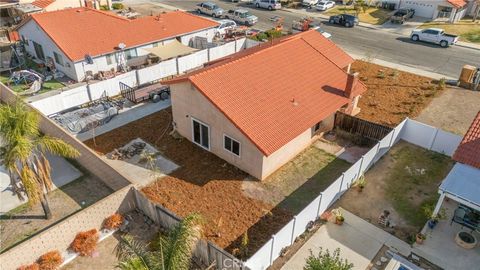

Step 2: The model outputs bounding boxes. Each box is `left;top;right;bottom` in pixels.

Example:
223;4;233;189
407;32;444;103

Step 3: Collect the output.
348;52;456;80
282;7;480;51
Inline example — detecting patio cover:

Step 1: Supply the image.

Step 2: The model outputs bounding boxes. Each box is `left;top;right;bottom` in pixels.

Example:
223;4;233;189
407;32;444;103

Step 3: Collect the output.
439;163;480;210
144;40;198;60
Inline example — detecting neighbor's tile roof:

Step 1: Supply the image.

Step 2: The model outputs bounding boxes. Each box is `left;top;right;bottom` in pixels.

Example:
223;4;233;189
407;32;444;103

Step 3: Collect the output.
453;111;480;169
168;30;366;156
19;8;218;61
32;0;55;9
447;0;467;8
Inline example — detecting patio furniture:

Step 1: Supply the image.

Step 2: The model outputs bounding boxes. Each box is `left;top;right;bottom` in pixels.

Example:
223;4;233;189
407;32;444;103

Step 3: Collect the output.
451;205;480;231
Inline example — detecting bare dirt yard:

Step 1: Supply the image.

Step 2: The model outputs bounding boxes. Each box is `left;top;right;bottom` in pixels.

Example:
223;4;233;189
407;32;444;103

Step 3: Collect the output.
415;86;480;135
0;175;113;252
334;141;454;243
84;108;351;258
352;60;446;127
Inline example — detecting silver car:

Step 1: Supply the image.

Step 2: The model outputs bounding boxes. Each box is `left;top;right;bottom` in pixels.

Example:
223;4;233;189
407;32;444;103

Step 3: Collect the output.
254;0;281;10
196;2;224;18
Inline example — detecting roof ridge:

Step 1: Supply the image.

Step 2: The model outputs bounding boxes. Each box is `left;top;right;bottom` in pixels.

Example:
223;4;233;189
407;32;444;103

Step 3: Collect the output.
190;32;308;80
86;7;131;22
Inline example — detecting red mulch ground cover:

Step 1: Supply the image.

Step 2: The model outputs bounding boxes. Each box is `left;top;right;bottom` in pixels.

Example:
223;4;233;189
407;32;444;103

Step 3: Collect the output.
84;109;292;258
352;60;445;127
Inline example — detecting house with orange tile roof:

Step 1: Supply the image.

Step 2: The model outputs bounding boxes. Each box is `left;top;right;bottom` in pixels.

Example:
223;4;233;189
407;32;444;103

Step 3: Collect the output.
431;111;480;219
165;30;367;180
16;7;218;81
30;0;111;12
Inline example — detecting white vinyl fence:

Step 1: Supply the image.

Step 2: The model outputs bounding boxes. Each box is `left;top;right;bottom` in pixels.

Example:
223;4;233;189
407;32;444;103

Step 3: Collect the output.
244;118;462;270
30;39;247;116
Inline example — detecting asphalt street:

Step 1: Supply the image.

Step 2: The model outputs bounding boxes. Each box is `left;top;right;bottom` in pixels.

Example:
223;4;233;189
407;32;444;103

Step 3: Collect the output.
135;0;479;78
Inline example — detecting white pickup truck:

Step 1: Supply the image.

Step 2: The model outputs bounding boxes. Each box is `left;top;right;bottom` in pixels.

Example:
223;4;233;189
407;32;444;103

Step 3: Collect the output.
225;9;258;26
410;28;459;48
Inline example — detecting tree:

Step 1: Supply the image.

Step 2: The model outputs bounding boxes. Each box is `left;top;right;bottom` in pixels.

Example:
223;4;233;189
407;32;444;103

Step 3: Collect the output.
116;213;203;270
0;101;80;219
354;0;368;15
304;248;353;270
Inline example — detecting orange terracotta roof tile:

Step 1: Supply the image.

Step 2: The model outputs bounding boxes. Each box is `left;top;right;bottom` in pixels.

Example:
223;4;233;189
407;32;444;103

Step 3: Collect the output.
32;0;55;9
453;111;480;169
169;30;366;156
447;0;467;8
21;8;218;61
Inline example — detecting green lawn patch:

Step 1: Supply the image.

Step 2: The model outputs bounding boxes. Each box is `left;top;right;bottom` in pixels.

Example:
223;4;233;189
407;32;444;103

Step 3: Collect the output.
0;73;64;94
420;18;480;44
324;6;392;25
385;144;454;228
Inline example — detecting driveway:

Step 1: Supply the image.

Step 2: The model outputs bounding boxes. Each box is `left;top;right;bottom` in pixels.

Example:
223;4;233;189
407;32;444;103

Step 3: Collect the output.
415;87;480;135
281;209;411;270
378;16;428;35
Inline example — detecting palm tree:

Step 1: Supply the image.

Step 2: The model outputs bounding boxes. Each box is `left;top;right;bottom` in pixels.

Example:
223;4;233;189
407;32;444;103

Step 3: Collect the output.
0;101;80;219
115;213;203;270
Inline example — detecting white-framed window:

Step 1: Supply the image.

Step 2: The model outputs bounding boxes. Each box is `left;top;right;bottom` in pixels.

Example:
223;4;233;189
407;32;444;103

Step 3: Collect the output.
224;135;240;156
192;118;210;150
53;52;64;66
106;54;115;65
124;48;137;60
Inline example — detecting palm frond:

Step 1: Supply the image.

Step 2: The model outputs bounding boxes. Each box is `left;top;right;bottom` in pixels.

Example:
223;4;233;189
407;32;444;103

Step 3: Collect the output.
115;235;159;270
162;213;203;270
19;164;42;205
35;136;80;158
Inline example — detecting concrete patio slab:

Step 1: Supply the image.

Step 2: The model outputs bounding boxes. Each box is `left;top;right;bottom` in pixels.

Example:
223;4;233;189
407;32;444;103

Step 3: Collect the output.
282;209;412;270
0;153;83;214
104;138;179;187
413;200;480;270
77;99;171;141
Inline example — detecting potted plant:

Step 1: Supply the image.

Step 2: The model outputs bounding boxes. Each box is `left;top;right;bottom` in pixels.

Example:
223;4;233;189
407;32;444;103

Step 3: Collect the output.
416;233;426;244
423;204;446;229
332;208;345;225
355;175;366;192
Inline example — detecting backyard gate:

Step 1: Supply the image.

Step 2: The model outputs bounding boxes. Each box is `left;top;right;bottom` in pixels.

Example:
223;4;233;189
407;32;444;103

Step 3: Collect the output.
208;241;246;270
334;111;393;142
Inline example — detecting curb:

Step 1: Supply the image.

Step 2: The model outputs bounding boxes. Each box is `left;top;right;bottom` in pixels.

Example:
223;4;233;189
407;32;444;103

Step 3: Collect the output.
455;42;480;51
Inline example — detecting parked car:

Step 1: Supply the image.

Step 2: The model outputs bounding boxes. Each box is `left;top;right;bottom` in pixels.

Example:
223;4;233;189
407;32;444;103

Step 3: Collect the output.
410;28;459;47
390;8;415;24
315;1;335;11
254;0;281;10
328;14;358;27
302;0;319;8
225;9;258;26
215;19;237;37
196;2;224;18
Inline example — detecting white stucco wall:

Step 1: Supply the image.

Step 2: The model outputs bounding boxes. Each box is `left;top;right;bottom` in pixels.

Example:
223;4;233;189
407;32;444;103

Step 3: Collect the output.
171;81;265;179
171;81;333;180
18;20;78;80
43;0;83;11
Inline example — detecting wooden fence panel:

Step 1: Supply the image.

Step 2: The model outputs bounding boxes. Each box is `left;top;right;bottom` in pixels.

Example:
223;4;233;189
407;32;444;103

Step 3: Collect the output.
334;112;393;141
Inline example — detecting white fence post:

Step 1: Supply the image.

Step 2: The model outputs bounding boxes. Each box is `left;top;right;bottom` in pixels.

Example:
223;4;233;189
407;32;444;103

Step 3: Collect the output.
290;216;297;245
357;156;364;177
269;236;275;266
316;194;323;217
429;128;439;150
338;173;345;192
388;128;396;147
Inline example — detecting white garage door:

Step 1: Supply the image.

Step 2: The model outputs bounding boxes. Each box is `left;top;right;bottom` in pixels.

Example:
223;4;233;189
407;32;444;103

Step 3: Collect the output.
401;1;436;18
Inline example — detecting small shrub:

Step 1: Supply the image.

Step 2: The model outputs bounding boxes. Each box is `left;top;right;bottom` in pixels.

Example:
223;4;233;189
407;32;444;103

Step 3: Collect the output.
17;264;40;270
112;3;124;10
304;248;353;270
377;70;386;79
70;229;99;256
37;250;63;270
100;5;110;10
390;69;399;79
437;77;446;90
240;232;249;258
103;213;124;230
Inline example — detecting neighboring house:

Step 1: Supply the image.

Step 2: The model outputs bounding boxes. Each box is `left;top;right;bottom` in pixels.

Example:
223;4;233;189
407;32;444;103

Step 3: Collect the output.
166;30;367;180
432;111;480;218
385;0;475;22
16;7;218;81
